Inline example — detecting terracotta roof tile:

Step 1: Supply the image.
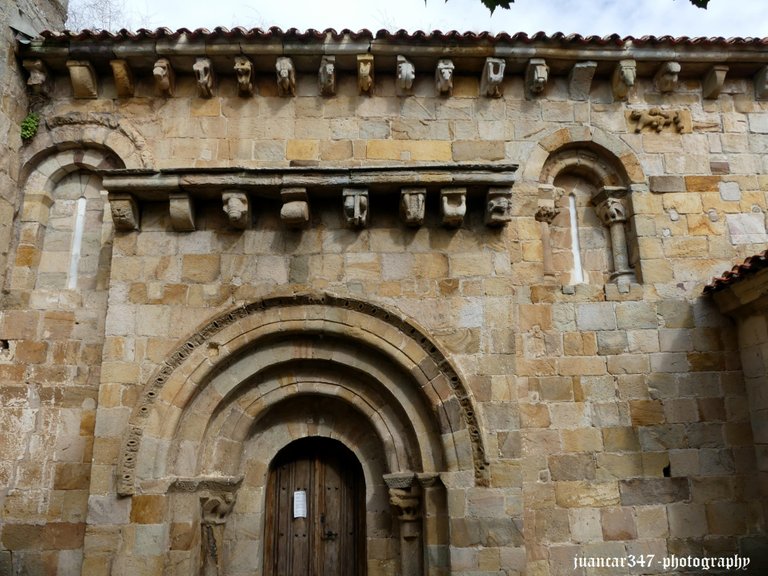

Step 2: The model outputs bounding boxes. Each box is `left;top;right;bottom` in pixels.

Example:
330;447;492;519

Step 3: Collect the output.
37;27;768;46
704;250;768;294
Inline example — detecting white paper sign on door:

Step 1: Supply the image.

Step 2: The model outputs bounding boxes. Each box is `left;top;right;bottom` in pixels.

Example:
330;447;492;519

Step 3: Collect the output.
293;490;307;518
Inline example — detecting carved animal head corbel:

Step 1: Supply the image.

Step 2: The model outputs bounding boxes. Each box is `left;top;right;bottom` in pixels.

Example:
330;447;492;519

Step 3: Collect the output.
153;58;175;97
526;58;549;98
612;59;636;100
276;57;296;97
435;59;454;96
357;54;374;95
234;56;254;97
396;55;415;96
655;61;681;93
222;191;250;229
193;57;215;98
318;55;336;96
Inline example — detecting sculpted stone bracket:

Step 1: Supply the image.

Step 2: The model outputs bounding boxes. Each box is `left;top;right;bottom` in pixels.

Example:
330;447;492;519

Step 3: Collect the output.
481;57;505;98
276;56;296;97
569;61;597;101
526;58;549;98
612;59;636;100
703;65;729;99
357;54;374;95
396;55;415;97
654;61;681;93
66;60;98;99
435;59;454;96
193;57;215;98
116;293;491;496
234;55;254;97
756;66;768;100
153;58;175;97
102;164;517;232
22;59;52;97
318;55;336;96
110;59;135;98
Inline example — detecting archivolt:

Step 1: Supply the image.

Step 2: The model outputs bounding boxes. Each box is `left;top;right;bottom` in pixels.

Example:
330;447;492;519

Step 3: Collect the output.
117;292;490;496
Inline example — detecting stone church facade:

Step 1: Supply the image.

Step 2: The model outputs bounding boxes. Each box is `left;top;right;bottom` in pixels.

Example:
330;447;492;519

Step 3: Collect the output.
2;1;768;574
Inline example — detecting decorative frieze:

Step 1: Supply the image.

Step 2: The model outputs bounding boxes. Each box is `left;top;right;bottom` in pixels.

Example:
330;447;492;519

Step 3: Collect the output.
280;188;310;228
318;55;336;96
485;187;513;227
234;56;254;97
153;58;175;97
109;193;139;231
222;191;250;229
343;188;369;228
654;61;680;93
703;65;728;99
22;59;51;97
481;57;505;98
400;188;426;227
526;58;549;98
66;60;97;99
435;59;454;96
193;57;215;98
396;55;415;96
441;188;466;228
109;59;134;98
569;61;597;101
169;193;195;231
357;54;374;95
612;59;636;100
276;57;296;97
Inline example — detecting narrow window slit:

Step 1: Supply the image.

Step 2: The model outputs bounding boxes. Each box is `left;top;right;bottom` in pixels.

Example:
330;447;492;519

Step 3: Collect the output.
568;193;584;284
67;196;87;290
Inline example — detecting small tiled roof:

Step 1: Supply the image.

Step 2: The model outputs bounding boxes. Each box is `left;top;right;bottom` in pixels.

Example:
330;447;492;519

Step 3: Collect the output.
37;27;768;46
704;250;768;294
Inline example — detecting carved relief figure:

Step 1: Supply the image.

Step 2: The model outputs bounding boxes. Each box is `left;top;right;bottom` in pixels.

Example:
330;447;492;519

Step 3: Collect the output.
234;56;254;96
481;57;505;98
276;57;296;97
396;55;415;95
153;58;174;97
358;54;374;95
630;108;683;133
318;55;336;96
435;59;454;96
193;57;215;98
201;493;237;576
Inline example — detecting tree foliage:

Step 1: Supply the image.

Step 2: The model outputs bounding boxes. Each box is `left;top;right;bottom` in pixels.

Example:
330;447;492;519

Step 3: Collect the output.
66;0;126;31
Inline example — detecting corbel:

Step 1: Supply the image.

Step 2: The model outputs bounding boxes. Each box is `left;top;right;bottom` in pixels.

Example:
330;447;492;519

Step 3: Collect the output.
66;60;98;99
153;58;175;97
343;188;369;228
276;57;296;97
193;57;215;98
612;59;636;100
169;193;195;232
357;54;374;96
22;59;52;97
109;59;134;98
485;187;513;227
654;61;680;93
435;59;454;96
568;61;597;101
400;188;426;227
318;55;336;96
280;188;310;228
525;58;549;98
440;188;466;228
755;66;768;100
234;56;254;97
702;65;728;99
222;191;250;229
109;193;139;231
396;55;415;96
480;57;505;98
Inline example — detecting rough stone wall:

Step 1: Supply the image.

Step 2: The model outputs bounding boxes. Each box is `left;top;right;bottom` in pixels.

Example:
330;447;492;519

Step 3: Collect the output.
4;41;768;575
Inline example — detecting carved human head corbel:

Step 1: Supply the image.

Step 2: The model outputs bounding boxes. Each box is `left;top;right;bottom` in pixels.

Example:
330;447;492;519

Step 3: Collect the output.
526;58;549;97
357;54;374;95
318;55;336;96
234;56;254;97
222;191;250;229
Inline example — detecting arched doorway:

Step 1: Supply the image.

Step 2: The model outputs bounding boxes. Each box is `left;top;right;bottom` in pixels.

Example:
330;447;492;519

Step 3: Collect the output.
263;437;366;576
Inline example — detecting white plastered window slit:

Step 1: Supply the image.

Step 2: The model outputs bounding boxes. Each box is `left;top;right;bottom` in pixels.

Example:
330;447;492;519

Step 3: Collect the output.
568;191;585;284
67;194;87;290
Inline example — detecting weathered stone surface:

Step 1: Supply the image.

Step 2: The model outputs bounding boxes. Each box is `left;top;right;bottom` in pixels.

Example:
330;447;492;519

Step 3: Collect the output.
619;478;690;505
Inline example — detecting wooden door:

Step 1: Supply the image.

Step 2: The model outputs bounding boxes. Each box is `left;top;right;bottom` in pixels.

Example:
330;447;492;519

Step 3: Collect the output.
263;437;366;576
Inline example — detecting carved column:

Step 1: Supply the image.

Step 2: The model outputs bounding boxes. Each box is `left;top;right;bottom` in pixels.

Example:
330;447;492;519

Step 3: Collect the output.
594;188;635;292
384;472;422;576
200;492;237;576
536;204;560;281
